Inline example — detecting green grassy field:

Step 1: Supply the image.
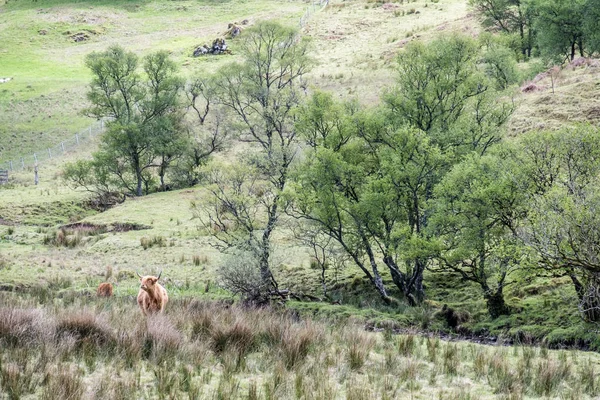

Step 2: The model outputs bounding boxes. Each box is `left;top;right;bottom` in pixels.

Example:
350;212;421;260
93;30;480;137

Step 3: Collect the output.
0;0;307;161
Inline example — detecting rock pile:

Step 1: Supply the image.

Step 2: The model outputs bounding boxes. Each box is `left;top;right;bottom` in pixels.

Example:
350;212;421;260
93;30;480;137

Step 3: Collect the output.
193;38;230;57
70;32;90;42
224;20;249;38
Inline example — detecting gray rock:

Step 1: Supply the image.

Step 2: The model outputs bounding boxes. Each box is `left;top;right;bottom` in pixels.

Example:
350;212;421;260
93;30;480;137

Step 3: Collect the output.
193;45;209;57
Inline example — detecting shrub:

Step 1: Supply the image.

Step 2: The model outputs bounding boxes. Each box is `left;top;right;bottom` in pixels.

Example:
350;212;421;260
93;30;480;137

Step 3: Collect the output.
0;361;38;399
192;255;208;266
146;316;183;363
397;334;417;357
217;247;269;305
0;307;54;346
210;319;255;355
442;344;459;375
276;320;320;369
43;229;82;248
532;359;563;396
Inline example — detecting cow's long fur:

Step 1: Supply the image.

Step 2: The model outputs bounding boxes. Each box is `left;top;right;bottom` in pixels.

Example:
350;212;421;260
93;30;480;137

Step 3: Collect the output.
97;282;113;297
137;273;168;316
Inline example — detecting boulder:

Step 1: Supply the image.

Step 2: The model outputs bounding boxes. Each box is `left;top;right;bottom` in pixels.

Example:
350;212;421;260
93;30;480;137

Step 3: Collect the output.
193;45;209;57
192;38;230;57
225;23;242;38
211;38;227;54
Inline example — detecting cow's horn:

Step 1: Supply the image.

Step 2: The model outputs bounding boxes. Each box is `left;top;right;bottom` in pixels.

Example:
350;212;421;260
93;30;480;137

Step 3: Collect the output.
136;271;142;279
157;270;162;280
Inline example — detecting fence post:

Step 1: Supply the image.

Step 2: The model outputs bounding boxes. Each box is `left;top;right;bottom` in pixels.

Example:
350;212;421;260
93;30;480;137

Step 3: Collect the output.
76;134;79;145
34;163;39;185
34;153;37;163
89;126;92;137
101;119;104;130
48;148;52;159
9;161;13;171
61;142;65;153
21;157;24;170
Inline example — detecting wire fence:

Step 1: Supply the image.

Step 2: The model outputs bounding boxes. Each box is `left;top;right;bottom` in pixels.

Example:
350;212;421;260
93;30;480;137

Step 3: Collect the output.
299;0;329;28
0;119;105;172
0;3;328;175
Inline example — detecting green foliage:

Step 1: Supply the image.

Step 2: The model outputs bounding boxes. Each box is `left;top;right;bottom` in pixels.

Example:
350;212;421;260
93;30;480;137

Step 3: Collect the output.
517;125;600;320
194;21;313;294
385;34;484;136
533;0;586;61
65;45;188;197
430;150;529;317
583;0;600;54
469;0;534;58
291;35;513;306
479;33;520;89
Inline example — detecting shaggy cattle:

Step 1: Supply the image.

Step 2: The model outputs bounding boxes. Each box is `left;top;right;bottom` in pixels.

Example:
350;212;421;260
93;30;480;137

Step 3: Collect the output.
96;282;113;297
137;271;169;316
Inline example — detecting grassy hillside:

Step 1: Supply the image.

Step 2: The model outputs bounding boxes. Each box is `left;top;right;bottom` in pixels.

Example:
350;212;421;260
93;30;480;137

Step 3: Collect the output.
508;60;600;134
1;0;599;341
0;0;307;161
0;0;473;163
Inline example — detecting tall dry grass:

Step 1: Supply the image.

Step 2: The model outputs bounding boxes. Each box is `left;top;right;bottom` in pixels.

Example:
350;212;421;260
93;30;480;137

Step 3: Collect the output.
0;291;599;398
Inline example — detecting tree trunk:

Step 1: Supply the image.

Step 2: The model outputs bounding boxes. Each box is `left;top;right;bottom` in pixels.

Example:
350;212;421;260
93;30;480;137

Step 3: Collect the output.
570;273;600;322
259;201;279;290
519;23;526;57
527;27;532;58
136;175;143;196
383;255;423;306
484;289;510;319
159;161;166;191
362;237;388;299
412;260;426;303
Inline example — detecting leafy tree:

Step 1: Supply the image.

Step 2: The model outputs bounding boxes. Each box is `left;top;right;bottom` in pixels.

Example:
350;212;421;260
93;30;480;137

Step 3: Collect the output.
582;0;600;55
469;0;535;57
383;34;512;160
194;21;312;297
384;34;486;139
292;96;402;302
70;46;185;196
291;34;513;306
518;126;600;321
533;0;586;61
382;34;512;303
480;34;520;90
430;151;528;318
